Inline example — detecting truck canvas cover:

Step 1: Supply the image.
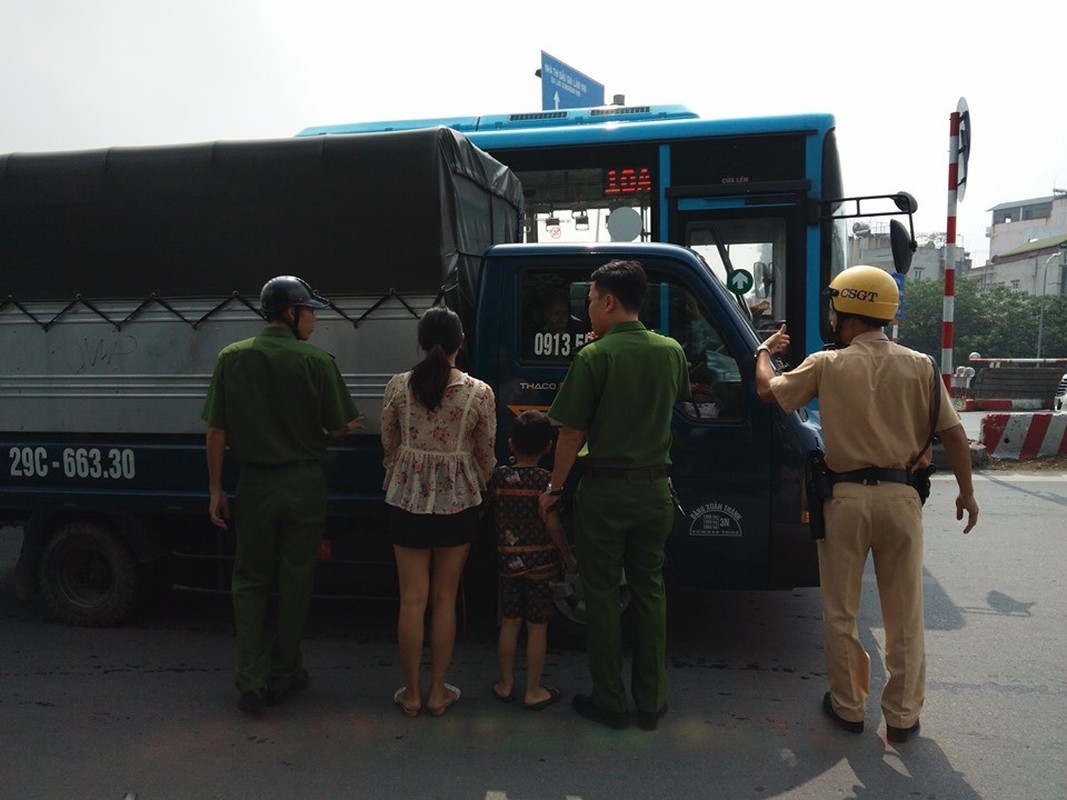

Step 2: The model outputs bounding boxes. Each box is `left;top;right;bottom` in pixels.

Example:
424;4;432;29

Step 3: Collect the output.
0;129;523;436
0;127;524;304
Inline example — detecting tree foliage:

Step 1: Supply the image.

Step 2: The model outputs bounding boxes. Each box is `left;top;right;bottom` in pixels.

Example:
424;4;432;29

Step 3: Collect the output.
898;277;1067;362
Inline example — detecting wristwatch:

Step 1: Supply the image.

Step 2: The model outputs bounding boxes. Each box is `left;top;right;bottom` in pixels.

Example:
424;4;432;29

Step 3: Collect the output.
546;483;564;496
755;344;771;358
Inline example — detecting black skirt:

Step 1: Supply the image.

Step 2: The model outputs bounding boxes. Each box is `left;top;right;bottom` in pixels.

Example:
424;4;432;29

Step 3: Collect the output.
387;504;481;549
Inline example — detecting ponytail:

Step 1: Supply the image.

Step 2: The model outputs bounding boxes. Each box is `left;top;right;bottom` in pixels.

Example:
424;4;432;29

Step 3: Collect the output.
408;307;464;410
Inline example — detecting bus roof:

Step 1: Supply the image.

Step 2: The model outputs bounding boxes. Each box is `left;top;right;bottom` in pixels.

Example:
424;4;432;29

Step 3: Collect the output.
297;104;837;149
297;104;700;136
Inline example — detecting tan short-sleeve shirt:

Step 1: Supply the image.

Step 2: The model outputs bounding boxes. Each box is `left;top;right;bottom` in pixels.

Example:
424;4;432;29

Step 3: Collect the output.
769;331;959;473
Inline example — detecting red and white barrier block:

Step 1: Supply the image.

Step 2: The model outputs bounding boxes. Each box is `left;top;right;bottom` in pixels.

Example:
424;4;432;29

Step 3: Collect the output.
980;412;1067;460
963;398;1048;411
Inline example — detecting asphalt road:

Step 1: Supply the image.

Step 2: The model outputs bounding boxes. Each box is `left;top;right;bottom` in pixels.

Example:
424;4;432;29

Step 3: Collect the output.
1;467;1065;800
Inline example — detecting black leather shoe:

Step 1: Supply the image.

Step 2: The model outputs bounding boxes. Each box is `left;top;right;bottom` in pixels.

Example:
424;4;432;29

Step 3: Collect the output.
238;688;268;715
636;703;668;731
822;692;863;733
573;694;629;730
267;668;309;707
886;719;920;743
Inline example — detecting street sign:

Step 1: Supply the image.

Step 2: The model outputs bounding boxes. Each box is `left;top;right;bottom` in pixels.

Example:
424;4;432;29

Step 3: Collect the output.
727;269;754;296
540;51;605;111
956;97;971;202
891;272;906;319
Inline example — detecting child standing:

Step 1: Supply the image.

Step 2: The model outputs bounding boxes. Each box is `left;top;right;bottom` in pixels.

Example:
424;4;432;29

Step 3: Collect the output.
486;410;574;710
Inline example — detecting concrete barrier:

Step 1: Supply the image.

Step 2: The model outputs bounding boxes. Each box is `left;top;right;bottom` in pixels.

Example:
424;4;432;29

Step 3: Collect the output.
980;412;1067;460
964;398;1046;411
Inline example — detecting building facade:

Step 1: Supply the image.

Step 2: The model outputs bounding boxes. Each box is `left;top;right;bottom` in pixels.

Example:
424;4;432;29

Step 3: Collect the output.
970;191;1067;295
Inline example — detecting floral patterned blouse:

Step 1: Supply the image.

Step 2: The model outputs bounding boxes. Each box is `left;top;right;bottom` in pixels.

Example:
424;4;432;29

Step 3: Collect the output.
381;370;497;514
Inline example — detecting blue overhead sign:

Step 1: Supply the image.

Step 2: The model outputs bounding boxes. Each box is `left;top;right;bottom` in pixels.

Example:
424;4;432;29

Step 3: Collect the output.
540;51;605;111
892;272;906;320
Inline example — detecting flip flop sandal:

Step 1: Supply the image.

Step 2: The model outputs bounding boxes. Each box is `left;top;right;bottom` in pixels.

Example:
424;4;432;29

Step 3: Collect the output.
393;686;419;718
427;683;461;717
525;686;563;711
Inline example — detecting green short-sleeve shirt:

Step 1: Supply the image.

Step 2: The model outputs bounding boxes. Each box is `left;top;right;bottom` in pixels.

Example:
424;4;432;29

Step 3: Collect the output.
201;326;359;465
548;320;690;468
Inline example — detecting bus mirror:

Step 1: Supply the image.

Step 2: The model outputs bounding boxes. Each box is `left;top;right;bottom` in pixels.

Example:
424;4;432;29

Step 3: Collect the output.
890;219;916;275
753;261;772;298
893;192;919;214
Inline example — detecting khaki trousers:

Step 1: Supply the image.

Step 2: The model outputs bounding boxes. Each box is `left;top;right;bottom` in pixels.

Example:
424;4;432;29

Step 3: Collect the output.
818;481;925;729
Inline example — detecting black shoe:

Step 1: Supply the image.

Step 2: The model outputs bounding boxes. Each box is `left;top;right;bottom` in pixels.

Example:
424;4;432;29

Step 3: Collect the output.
636;703;668;731
886;719;920;743
267;668;309;707
238;688;268;715
822;692;863;734
573;694;629;730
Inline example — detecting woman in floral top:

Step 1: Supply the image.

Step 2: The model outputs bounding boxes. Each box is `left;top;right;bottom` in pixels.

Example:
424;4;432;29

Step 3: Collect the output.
381;306;496;717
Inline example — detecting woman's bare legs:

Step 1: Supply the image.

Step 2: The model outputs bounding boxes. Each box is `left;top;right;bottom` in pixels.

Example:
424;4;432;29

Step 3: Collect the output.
425;543;470;713
393;545;431;714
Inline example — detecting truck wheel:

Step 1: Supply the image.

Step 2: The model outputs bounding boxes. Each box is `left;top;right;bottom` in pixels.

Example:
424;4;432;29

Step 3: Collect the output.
550;562;633;650
38;521;137;627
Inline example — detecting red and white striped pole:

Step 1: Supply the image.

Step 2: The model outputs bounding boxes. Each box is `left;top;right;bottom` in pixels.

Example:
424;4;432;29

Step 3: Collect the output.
943;109;960;390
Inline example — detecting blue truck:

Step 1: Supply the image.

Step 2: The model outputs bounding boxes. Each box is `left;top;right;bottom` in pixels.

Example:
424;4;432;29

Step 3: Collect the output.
1;127;823;634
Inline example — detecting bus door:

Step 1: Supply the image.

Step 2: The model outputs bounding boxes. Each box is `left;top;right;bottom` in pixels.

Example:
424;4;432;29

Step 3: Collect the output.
668;191;813;363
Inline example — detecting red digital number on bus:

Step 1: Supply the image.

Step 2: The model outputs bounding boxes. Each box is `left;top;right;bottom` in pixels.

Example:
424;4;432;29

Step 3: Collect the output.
604;167;653;195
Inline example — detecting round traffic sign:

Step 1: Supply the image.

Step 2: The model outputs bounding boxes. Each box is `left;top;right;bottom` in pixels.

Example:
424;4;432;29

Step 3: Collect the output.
727;269;754;296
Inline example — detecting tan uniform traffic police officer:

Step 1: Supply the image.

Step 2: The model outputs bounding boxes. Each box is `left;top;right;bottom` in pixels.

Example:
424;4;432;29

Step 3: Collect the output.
539;260;690;731
203;276;361;715
755;265;978;743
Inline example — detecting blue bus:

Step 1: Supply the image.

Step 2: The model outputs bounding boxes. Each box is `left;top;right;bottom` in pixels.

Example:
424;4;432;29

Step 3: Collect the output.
299;103;917;362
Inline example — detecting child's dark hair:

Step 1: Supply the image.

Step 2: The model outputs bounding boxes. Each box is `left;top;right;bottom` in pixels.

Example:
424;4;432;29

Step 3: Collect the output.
511;410;554;456
409;306;464;410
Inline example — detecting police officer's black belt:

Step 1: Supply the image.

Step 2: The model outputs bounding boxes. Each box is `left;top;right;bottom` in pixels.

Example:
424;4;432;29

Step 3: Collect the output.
583;465;670;480
829;468;910;486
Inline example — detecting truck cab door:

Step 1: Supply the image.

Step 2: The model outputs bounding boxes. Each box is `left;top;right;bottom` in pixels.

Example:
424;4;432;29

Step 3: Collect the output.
479;254;783;590
641;269;777;589
475;263;593;469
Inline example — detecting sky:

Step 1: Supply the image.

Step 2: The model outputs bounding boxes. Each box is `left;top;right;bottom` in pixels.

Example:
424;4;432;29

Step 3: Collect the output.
3;0;1065;267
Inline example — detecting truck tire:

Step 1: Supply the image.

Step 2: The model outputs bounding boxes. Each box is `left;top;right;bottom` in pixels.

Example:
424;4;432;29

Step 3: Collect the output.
550;562;634;650
38;521;138;627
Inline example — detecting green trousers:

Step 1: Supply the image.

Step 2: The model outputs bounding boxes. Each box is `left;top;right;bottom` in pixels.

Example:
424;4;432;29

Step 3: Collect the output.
576;476;675;715
232;463;326;692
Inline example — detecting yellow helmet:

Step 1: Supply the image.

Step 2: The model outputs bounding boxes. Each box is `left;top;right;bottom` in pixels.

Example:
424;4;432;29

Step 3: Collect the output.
827;266;899;321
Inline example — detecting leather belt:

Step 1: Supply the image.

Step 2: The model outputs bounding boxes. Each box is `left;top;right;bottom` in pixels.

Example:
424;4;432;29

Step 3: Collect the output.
829;467;910;486
582;465;670;481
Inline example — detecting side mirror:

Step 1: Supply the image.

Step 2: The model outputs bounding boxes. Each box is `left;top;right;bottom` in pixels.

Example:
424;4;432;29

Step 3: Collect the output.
890;219;917;275
893;192;919;214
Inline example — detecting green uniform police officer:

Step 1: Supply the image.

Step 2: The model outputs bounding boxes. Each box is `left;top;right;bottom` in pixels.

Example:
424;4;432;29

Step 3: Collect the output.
539;260;690;731
202;275;361;715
